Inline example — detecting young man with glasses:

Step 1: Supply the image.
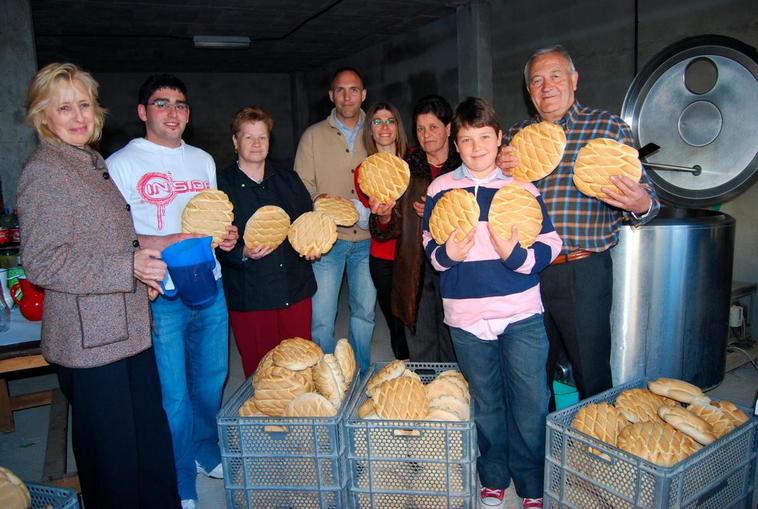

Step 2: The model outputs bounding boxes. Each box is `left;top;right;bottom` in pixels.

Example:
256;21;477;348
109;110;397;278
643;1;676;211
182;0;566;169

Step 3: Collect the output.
294;67;376;373
107;74;238;509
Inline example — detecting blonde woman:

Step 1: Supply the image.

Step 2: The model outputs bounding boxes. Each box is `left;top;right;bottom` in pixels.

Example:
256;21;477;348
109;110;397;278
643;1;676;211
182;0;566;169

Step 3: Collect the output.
18;63;179;509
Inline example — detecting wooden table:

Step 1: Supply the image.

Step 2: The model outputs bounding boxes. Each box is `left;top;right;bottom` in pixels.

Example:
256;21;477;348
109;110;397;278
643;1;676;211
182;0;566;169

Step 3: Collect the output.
0;341;51;433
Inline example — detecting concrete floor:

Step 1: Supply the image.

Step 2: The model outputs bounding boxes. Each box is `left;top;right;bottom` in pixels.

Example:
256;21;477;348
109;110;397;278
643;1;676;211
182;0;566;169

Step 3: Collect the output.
1;286;757;508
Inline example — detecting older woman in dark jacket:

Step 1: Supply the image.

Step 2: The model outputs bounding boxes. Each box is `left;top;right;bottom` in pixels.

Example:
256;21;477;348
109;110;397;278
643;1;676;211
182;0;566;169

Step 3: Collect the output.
369;95;461;362
216;106;316;377
17;63;179;509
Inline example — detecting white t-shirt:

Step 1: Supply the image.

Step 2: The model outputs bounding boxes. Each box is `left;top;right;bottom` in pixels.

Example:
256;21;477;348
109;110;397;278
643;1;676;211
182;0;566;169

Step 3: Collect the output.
107;137;222;279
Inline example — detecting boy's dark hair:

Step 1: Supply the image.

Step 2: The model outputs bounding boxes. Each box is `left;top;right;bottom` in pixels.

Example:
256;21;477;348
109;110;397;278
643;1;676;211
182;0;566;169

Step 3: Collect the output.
330;67;364;89
138;74;188;106
412;95;453;126
451;96;501;139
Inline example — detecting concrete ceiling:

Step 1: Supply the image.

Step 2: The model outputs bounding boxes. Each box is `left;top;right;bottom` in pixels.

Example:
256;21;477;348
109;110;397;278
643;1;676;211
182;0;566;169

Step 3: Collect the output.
31;0;466;73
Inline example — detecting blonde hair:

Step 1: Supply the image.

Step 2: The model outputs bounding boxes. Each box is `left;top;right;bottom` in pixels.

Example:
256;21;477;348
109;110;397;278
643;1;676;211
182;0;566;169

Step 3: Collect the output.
26;62;106;145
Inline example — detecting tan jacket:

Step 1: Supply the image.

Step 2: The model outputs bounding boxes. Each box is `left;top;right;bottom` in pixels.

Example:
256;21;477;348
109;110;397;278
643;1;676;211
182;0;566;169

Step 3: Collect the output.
17;141;152;368
294;111;369;241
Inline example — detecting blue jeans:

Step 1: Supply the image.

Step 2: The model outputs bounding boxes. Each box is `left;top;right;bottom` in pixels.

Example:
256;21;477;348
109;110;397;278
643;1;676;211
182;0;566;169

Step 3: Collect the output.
450;314;549;498
311;238;376;373
150;279;229;501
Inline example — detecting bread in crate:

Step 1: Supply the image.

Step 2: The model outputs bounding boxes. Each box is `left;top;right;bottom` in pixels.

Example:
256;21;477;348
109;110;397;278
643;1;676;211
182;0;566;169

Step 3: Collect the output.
241;337;356;418
569;376;749;467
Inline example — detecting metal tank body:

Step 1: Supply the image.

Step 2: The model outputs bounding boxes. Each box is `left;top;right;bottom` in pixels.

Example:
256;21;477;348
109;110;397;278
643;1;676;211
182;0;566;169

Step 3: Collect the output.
610;208;734;389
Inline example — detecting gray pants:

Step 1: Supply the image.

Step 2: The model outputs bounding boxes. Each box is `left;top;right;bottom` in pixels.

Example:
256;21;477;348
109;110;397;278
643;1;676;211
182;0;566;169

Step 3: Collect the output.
406;261;456;363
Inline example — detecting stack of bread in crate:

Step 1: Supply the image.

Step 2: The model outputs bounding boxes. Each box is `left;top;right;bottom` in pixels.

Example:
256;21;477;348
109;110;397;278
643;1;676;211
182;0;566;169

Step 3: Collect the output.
239;337;357;418
356;359;470;421
572;377;748;467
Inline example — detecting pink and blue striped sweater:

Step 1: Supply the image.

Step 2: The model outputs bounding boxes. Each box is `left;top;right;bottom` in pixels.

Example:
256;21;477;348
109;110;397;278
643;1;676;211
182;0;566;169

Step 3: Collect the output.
422;166;562;338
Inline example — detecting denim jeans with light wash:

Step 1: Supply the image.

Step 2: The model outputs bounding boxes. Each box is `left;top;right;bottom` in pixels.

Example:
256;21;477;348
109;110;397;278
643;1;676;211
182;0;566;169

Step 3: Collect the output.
150;279;229;501
450;314;549;499
311;238;376;373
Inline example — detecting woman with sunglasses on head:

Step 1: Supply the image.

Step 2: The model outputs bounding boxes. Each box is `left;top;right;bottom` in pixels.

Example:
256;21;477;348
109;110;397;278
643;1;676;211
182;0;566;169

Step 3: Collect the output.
353;102;410;360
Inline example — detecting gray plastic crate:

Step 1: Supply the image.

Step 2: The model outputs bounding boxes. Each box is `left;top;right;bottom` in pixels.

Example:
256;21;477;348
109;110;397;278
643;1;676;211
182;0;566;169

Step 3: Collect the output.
27;483;80;509
217;373;359;508
544;378;758;508
344;362;477;509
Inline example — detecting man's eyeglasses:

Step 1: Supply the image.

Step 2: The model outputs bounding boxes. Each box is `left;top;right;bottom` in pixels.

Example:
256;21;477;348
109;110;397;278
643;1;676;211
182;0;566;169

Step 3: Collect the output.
371;118;396;127
148;99;190;112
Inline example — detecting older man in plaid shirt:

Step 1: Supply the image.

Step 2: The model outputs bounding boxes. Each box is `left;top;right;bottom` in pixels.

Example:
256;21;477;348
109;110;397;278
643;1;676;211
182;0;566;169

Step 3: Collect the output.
498;45;660;411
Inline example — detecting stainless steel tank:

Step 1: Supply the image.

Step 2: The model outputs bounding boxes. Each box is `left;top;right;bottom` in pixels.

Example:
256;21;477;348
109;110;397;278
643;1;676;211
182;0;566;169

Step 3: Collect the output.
610;208;735;389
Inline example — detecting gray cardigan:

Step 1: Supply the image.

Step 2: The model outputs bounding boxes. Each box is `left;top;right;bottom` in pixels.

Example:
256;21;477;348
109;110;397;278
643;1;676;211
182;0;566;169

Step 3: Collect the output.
17;141;152;368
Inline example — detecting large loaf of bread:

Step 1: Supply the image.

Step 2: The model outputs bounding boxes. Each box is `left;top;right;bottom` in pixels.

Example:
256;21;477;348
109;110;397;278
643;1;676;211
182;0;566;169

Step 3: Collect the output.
181;189;234;247
510;121;566;182
617;422;701;467
658;405;716;445
429;189;480;244
573;138;641;199
648;377;710;405
0;466;31;509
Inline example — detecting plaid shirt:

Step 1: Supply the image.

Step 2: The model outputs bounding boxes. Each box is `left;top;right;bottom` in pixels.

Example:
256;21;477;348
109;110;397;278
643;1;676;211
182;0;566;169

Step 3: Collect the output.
505;102;660;254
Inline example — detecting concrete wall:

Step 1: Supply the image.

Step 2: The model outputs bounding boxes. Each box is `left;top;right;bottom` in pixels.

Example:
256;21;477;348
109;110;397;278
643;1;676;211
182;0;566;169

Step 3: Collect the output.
293;14;459;145
491;0;758;326
0;0;37;208
95;72;293;168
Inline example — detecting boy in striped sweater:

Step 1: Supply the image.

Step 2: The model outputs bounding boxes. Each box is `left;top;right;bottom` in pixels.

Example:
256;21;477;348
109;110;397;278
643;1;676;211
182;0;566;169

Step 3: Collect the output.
422;97;561;509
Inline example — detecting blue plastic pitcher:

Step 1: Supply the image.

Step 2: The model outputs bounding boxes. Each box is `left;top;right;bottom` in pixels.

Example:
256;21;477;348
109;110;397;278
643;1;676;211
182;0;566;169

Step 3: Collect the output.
161;236;217;307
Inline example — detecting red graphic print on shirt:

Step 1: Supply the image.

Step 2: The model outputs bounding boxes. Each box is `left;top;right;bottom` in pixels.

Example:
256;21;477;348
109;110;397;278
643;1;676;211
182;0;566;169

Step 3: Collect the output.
137;172;210;230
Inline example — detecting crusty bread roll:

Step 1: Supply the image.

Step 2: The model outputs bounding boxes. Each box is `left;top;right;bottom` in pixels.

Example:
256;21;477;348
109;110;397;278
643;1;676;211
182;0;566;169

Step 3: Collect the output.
648;377;710;406
373;375;429;420
488;183;543;248
334;338;357;387
358;399;377;419
617;422;701;467
429;188;480;244
510;121;566;182
425;377;470;405
239;396;266;417
573;138;641;199
272;337;323;371
284;392;337;417
243;205;290;250
366;359;406;397
686;403;735;438
711;400;749;427
358;152;411;202
571;402;628;447
615;388;677;424
428;394;469;421
312;354;347;409
252;348;276;386
287;211;338;257
314;197;359;227
436;370;469;388
658;405;716;445
252;369;308;417
0;466;31;509
181;189;234;247
425;407;463;422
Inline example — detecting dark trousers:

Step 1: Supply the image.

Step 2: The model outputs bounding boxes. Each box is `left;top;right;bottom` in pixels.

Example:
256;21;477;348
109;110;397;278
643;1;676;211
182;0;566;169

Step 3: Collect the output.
57;348;180;509
406;260;456;363
369;256;409;359
541;250;613;408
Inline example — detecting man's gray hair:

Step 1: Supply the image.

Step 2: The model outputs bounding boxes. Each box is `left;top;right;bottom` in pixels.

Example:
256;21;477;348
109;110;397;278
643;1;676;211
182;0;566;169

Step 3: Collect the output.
523;45;576;84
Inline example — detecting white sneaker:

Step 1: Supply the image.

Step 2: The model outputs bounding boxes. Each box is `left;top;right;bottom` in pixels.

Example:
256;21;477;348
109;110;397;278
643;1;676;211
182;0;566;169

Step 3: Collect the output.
196;460;223;479
181;499;196;509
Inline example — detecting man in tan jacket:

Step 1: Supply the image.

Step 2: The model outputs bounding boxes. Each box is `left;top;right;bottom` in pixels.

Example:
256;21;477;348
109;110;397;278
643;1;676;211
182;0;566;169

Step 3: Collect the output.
295;67;376;373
